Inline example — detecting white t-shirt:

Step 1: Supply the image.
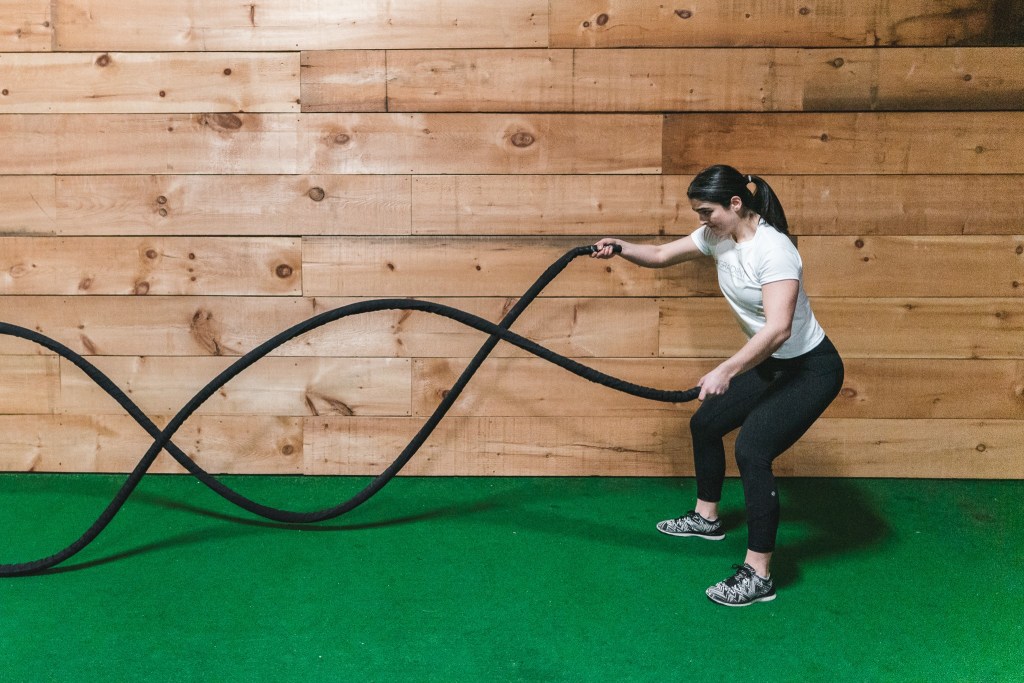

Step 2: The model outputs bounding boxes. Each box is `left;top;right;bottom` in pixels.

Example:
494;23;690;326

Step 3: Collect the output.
690;220;825;359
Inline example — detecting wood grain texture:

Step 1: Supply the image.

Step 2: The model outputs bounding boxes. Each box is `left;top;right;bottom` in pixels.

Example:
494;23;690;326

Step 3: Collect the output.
301;237;719;297
0;114;300;174
305;416;1024;478
659;298;1024;359
411;357;1024;419
300;50;386;113
299;113;661;174
383;49;574;112
0;415;303;473
0;296;659;359
58;356;411;417
0;0;51;52
550;0;1020;48
54;0;548;51
0;356;58;413
0;52;300;113
800;236;1024;297
52;175;411;236
0;237;301;295
0;176;56;234
410;174;1024;236
664;112;1024;175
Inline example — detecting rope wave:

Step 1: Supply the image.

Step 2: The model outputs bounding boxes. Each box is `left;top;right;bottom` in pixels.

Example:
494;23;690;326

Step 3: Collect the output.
0;245;698;576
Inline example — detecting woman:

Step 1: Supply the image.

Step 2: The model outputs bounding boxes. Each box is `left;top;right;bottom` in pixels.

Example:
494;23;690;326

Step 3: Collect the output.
591;165;844;606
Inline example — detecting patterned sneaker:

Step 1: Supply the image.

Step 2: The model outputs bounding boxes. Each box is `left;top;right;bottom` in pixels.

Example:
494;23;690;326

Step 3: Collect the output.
656;511;724;540
706;563;776;607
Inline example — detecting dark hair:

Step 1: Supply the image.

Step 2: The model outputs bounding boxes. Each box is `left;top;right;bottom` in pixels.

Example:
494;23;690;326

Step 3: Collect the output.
686;164;789;235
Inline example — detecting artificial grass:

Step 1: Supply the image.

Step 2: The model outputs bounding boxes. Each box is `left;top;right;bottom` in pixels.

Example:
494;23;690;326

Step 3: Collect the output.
1;474;1021;682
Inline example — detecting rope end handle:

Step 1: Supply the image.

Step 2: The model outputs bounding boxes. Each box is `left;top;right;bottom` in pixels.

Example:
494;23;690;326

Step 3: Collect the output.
586;243;622;255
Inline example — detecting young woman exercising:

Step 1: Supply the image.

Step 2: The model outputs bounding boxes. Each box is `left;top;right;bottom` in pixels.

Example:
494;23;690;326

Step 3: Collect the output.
591;164;845;606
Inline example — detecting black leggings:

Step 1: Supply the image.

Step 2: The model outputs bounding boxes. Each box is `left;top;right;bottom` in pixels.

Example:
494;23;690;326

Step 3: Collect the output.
689;336;844;553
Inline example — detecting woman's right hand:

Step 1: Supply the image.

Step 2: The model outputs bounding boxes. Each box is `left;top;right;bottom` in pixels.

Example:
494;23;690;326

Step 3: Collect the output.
591;238;621;259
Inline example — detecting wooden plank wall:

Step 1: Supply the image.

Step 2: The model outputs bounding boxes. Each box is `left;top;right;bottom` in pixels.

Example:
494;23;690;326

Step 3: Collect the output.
1;0;1022;479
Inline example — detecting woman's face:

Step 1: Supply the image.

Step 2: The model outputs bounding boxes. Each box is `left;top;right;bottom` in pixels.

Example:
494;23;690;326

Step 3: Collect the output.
690;197;741;236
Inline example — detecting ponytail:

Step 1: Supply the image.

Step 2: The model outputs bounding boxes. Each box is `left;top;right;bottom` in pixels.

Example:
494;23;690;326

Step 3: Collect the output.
687;165;789;235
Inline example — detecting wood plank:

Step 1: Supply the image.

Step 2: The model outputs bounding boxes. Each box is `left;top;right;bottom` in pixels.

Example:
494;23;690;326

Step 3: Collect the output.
0;356;58;413
306;416;690;476
0;114;299;175
573;48;805;111
660;298;1024;359
800;236;1024;297
55;0;548;51
299;113;661;174
306;416;1024;478
300;50;386;113
0;415;302;474
58;356;411;417
801;47;1024;111
664;112;1024;175
412;357;1024;419
0;296;659;359
411;175;693;235
301;237;719;297
0;176;56;234
0;52;299;114
550;0;1018;48
0;0;51;52
412;174;1024;236
53;175;410;236
384;49;574;112
0;237;301;295
780;419;1024;478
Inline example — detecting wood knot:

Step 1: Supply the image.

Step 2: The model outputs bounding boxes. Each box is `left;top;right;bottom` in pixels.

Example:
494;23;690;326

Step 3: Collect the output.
675;9;693;18
159;90;166;98
223;68;233;76
854;239;864;248
1015;245;1023;255
976;443;986;452
333;133;350;145
281;444;295;456
820;133;830;142
308;187;326;202
798;6;811;15
830;57;845;68
95;53;111;67
188;252;196;260
596;13;609;25
1;89;8;96
510;131;535;148
133;281;150;295
386;262;396;271
275;264;294;278
1013;281;1020;289
145;249;158;259
156;195;167;204
840;387;857;398
158;208;168;217
962;74;972;81
201;113;243;131
975;145;985;153
78;277;93;291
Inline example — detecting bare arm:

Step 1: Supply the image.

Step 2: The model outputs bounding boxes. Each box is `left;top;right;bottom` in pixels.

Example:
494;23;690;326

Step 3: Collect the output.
697;279;798;401
590;235;705;268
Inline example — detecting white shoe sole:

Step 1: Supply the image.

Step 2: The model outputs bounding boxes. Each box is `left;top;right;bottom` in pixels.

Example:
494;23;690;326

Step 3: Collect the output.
656;524;724;540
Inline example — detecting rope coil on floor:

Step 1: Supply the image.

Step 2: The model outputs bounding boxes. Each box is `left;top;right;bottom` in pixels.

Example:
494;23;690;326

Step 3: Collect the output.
0;245;698;576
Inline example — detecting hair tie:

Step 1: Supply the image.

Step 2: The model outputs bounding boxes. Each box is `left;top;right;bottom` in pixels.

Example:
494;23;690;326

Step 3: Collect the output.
747;174;753;183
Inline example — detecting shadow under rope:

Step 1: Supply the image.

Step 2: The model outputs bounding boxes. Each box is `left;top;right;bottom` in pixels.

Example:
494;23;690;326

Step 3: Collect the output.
0;244;701;577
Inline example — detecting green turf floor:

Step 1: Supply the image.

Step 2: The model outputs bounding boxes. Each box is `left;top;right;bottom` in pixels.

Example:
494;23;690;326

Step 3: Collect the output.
1;474;1021;682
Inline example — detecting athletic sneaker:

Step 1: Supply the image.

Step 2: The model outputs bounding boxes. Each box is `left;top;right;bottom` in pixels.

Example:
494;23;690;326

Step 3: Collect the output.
656;511;724;540
706;563;776;607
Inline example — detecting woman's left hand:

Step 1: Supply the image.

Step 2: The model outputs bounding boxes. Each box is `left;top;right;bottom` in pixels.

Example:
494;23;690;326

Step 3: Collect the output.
697;366;732;401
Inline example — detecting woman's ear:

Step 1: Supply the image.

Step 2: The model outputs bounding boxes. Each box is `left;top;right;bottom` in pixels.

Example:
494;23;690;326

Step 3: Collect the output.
730;195;743;212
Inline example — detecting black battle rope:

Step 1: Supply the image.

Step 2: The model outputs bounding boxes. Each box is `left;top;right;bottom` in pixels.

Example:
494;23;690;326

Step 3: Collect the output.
0;245;698;576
